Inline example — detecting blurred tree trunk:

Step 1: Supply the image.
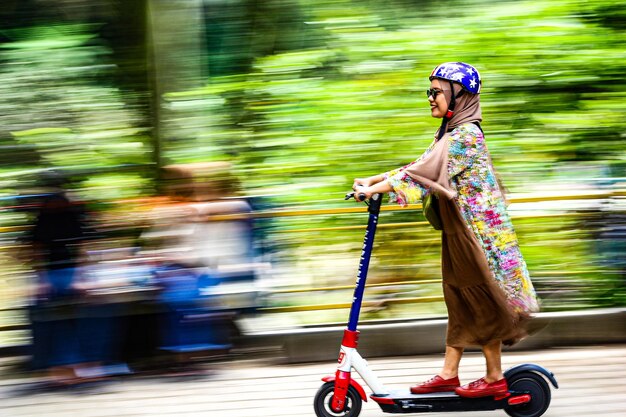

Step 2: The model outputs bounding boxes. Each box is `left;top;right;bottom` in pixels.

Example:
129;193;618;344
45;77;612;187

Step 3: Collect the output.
146;0;207;175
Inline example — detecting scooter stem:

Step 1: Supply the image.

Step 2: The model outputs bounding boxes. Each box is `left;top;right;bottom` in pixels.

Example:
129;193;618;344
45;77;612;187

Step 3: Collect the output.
347;193;382;331
331;193;384;412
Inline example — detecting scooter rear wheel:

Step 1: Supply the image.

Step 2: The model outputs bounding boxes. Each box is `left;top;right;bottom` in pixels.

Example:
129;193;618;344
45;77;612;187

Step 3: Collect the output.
313;381;362;417
504;372;551;417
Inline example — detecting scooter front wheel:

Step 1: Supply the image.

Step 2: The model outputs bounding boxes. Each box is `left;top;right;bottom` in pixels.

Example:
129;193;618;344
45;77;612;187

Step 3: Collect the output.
314;381;362;417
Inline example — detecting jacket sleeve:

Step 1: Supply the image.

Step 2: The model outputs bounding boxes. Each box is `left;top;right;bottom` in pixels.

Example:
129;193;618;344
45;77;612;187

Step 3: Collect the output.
380;141;437;206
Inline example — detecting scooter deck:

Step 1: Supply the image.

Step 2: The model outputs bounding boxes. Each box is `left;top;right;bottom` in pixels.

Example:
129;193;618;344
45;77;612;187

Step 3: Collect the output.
371;389;512;413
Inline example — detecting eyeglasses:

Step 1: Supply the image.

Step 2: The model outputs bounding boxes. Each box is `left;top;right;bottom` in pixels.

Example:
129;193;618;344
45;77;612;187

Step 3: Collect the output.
426;88;443;99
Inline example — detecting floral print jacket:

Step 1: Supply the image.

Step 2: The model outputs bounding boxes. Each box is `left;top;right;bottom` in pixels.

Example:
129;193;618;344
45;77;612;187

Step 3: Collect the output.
383;123;539;314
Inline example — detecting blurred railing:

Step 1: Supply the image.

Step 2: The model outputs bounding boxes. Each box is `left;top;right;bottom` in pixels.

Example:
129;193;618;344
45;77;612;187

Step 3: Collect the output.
207;189;626;220
251;188;626;317
1;188;625;335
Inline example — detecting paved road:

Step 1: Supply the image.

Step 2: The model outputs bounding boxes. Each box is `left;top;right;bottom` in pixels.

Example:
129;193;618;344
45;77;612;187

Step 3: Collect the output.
1;345;625;417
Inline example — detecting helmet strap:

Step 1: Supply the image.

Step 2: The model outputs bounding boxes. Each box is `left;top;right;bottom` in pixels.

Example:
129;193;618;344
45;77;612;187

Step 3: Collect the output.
436;81;463;141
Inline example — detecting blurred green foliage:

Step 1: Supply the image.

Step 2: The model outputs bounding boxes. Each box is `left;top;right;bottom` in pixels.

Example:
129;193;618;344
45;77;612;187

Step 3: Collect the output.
1;0;624;199
172;0;626;314
0;23;153;201
0;0;625;326
164;0;626;205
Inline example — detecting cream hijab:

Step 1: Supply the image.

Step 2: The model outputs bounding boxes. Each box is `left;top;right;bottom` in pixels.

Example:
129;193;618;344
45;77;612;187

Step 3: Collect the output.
435;81;482;139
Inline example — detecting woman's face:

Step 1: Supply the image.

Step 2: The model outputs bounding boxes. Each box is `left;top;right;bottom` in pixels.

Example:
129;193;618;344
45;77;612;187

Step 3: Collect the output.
428;79;448;119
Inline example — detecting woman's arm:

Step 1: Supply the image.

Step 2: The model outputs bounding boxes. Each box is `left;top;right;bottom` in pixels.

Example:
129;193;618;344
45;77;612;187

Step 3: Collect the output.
352;174;385;189
353;178;393;201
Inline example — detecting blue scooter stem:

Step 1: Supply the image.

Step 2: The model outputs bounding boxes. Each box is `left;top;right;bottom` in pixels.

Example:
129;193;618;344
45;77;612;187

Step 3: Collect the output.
347;193;382;331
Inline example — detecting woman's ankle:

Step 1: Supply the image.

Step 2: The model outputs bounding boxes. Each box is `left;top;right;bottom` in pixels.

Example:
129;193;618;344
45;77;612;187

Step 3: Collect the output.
439;371;458;380
484;373;504;383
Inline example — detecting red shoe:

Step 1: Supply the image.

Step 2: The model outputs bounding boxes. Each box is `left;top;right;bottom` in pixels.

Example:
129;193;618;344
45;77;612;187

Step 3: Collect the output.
410;375;461;394
455;377;508;398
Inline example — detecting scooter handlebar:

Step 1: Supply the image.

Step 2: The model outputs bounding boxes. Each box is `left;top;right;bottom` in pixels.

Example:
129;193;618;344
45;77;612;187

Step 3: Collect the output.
345;191;367;201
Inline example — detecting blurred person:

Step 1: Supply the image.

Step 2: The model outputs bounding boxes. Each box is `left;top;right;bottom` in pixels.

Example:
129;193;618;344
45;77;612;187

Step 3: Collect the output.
352;62;539;398
152;262;230;375
148;163;258;308
139;163;254;370
72;247;148;379
159;162;255;270
27;170;92;384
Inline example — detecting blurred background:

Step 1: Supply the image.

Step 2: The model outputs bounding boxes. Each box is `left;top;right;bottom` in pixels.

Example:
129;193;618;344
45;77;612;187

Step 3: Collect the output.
0;0;625;386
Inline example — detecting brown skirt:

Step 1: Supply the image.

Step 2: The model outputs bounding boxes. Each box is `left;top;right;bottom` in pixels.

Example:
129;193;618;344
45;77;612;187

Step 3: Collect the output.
438;197;529;347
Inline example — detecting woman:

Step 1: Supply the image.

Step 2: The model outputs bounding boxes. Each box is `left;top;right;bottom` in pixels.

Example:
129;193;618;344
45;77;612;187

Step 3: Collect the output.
352;62;539;398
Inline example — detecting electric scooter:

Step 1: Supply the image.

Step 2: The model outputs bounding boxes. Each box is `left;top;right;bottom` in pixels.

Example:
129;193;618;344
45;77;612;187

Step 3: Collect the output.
314;191;558;417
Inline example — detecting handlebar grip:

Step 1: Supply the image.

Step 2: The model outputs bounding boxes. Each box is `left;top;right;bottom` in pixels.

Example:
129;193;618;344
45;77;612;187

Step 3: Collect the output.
344;192;367;201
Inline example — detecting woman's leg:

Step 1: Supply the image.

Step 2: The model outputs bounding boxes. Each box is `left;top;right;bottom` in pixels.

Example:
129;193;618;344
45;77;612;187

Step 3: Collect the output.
440;345;464;378
482;339;504;382
411;345;464;393
455;340;508;397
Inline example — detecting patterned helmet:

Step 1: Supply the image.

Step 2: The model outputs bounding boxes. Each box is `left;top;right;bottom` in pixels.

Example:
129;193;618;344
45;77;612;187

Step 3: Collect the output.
429;62;481;95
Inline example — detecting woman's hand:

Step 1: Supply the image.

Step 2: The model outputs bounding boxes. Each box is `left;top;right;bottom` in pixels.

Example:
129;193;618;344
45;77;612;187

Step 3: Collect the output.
352;178;373;202
352;177;393;202
353;178;371;190
353;185;374;202
351;175;391;201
